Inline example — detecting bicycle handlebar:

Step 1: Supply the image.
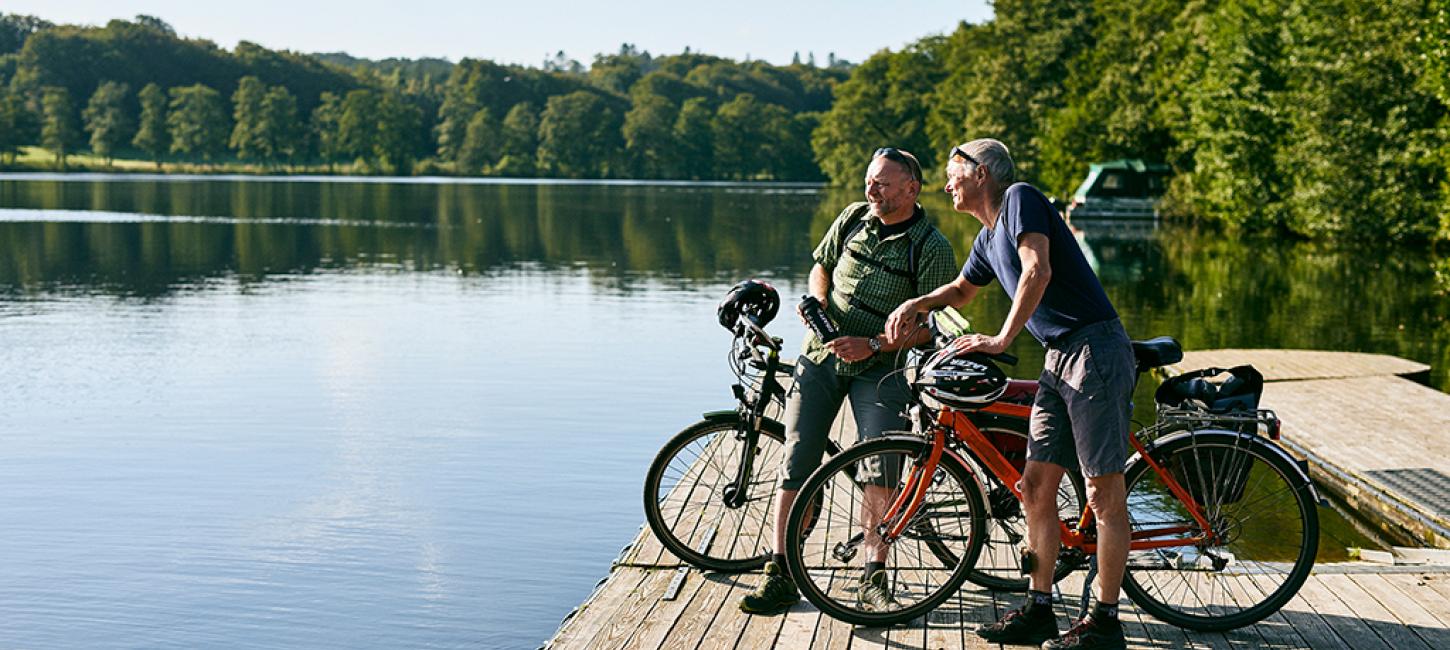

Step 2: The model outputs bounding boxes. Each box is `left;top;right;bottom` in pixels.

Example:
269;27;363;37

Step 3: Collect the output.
919;309;1017;367
734;314;782;353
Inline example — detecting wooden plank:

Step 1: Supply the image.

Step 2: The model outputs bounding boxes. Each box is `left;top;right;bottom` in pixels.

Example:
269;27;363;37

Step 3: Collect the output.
1216;571;1308;649
1169;350;1428;382
695;572;757;650
1319;573;1430;649
1381;572;1450;626
1291;574;1384;649
807;571;855;650
1258;589;1348;650
622;565;713;649
1347;573;1450;649
849;624;891;650
923;589;967;650
1266;377;1450;475
584;568;676;650
663;571;745;648
888;618;927;649
773;584;824;649
735;586;789;650
547;568;652;650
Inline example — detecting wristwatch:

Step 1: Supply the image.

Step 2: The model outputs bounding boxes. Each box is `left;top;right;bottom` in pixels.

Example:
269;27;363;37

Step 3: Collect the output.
867;336;882;353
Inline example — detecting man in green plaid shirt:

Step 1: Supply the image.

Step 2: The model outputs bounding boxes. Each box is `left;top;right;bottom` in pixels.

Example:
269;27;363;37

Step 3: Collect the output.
739;148;958;615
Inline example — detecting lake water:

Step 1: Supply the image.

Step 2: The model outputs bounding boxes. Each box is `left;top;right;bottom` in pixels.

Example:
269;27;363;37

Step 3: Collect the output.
0;175;1443;648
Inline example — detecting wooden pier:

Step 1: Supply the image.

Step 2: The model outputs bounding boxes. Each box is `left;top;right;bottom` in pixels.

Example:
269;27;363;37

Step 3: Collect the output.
1163;349;1446;549
548;560;1450;649
547;349;1450;649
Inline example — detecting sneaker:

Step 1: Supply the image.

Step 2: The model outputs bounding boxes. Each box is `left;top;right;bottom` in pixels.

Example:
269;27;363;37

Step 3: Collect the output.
738;561;799;615
856;570;899;612
975;606;1059;645
1042;616;1126;649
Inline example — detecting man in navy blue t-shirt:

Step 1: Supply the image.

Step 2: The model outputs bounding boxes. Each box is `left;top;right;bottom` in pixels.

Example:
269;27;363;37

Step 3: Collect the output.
886;139;1134;650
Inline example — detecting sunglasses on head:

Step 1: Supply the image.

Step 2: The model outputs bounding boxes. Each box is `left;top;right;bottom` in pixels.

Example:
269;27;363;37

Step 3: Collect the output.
873;147;923;183
950;147;981;167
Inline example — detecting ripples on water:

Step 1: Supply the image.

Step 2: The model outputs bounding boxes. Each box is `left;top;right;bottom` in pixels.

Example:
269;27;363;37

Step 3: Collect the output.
0;176;1443;648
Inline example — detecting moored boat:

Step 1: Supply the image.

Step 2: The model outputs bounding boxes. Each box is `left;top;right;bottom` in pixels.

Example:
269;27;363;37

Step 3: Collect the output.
1065;159;1169;221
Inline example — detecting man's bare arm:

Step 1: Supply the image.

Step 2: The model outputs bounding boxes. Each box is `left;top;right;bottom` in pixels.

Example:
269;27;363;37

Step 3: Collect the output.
884;276;981;344
953;232;1050;355
808;263;830;303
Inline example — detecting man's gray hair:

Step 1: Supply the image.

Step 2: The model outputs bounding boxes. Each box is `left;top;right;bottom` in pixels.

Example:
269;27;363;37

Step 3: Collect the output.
953;139;1016;192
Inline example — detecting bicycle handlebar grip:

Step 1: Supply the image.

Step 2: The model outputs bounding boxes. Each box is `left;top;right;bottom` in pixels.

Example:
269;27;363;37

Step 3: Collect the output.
992;352;1018;366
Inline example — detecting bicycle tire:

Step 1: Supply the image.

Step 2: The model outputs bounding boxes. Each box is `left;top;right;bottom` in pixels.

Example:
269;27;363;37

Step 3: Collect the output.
784;436;986;626
960;414;1088;591
1121;430;1319;631
643;416;785;572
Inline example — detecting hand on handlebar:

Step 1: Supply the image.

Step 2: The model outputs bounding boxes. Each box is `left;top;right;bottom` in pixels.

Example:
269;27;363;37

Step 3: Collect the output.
884;299;924;345
949;332;1009;356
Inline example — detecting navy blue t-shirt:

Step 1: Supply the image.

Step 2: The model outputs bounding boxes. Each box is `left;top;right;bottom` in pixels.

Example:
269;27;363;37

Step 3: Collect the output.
962;183;1117;344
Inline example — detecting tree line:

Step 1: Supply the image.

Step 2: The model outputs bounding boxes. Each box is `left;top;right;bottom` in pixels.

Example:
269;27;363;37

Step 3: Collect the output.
813;0;1450;241
0;14;845;180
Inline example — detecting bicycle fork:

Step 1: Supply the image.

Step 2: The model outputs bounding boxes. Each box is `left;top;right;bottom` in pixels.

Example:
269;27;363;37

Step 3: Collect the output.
875;428;948;544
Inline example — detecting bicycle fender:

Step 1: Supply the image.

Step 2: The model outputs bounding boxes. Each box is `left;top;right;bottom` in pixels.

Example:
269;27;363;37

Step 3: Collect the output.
700;410;786;437
1128;428;1321;503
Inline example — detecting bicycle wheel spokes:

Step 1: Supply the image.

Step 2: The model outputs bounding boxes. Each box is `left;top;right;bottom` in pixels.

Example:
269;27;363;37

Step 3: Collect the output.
786;438;984;626
970;470;1085;590
1123;436;1318;631
647;419;784;570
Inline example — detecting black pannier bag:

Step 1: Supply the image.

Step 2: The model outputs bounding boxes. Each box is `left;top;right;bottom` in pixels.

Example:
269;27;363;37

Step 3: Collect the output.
1155;365;1266;505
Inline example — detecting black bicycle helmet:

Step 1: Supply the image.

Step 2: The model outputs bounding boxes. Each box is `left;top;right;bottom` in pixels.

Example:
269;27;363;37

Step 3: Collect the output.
914;347;1008;410
717;279;780;330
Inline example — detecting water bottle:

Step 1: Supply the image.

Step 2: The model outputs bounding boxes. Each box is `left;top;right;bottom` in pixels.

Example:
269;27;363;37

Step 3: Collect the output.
799;295;840;343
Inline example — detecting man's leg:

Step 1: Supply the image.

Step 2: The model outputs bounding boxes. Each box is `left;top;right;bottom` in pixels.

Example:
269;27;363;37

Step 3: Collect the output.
741;356;845;615
1086;472;1129;604
1022;460;1068;592
846;365;912;569
770;488;799;563
860;484;891;564
977;353;1072;644
1044;325;1133;649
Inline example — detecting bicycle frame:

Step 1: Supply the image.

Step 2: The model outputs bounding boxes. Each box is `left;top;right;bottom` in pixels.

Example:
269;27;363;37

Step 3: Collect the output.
720;316;788;509
878;402;1219;554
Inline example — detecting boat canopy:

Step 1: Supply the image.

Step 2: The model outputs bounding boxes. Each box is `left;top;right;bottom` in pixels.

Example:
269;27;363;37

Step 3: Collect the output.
1072;159;1170;201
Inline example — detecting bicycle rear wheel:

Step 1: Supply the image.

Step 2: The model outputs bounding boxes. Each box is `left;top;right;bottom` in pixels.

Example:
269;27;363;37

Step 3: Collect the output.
962;414;1088;591
1122;430;1319;631
643;416;784;572
784;436;985;626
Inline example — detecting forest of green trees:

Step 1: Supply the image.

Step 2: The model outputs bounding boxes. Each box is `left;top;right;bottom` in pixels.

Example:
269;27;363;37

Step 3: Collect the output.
0;13;844;182
2;3;1449;241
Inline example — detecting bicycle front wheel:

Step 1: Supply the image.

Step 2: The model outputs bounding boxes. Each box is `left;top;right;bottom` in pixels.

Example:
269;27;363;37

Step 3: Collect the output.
643;416;785;572
1122;430;1319;631
784;436;986;626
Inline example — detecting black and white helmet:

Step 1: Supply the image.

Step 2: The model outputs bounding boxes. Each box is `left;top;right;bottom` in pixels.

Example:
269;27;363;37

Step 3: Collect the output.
914;347;1009;410
717;279;780;331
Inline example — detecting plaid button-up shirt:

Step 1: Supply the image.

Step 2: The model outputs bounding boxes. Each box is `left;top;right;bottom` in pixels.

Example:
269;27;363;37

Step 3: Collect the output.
803;202;959;376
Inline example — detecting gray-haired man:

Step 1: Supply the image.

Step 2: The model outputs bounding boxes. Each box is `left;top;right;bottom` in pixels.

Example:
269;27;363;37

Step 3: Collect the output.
887;139;1133;650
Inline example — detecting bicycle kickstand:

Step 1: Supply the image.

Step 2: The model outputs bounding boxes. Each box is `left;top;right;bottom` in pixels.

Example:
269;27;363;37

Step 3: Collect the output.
1077;555;1098;618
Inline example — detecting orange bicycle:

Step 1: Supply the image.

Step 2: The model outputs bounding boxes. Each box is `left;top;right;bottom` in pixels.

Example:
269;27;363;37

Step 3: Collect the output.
783;310;1320;630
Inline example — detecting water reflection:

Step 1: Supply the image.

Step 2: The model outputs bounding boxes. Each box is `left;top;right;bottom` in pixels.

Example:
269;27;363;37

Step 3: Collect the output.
0;177;1444;389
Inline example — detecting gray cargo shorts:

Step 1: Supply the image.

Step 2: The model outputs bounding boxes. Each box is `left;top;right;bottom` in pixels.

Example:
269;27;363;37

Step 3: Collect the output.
1029;318;1136;478
779;355;911;490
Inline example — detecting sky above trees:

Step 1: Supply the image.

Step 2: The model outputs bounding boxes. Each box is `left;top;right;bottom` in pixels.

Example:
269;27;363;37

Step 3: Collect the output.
2;0;993;66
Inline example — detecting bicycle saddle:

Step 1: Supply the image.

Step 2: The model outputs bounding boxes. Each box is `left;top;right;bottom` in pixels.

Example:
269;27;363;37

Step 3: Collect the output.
1130;336;1183;373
